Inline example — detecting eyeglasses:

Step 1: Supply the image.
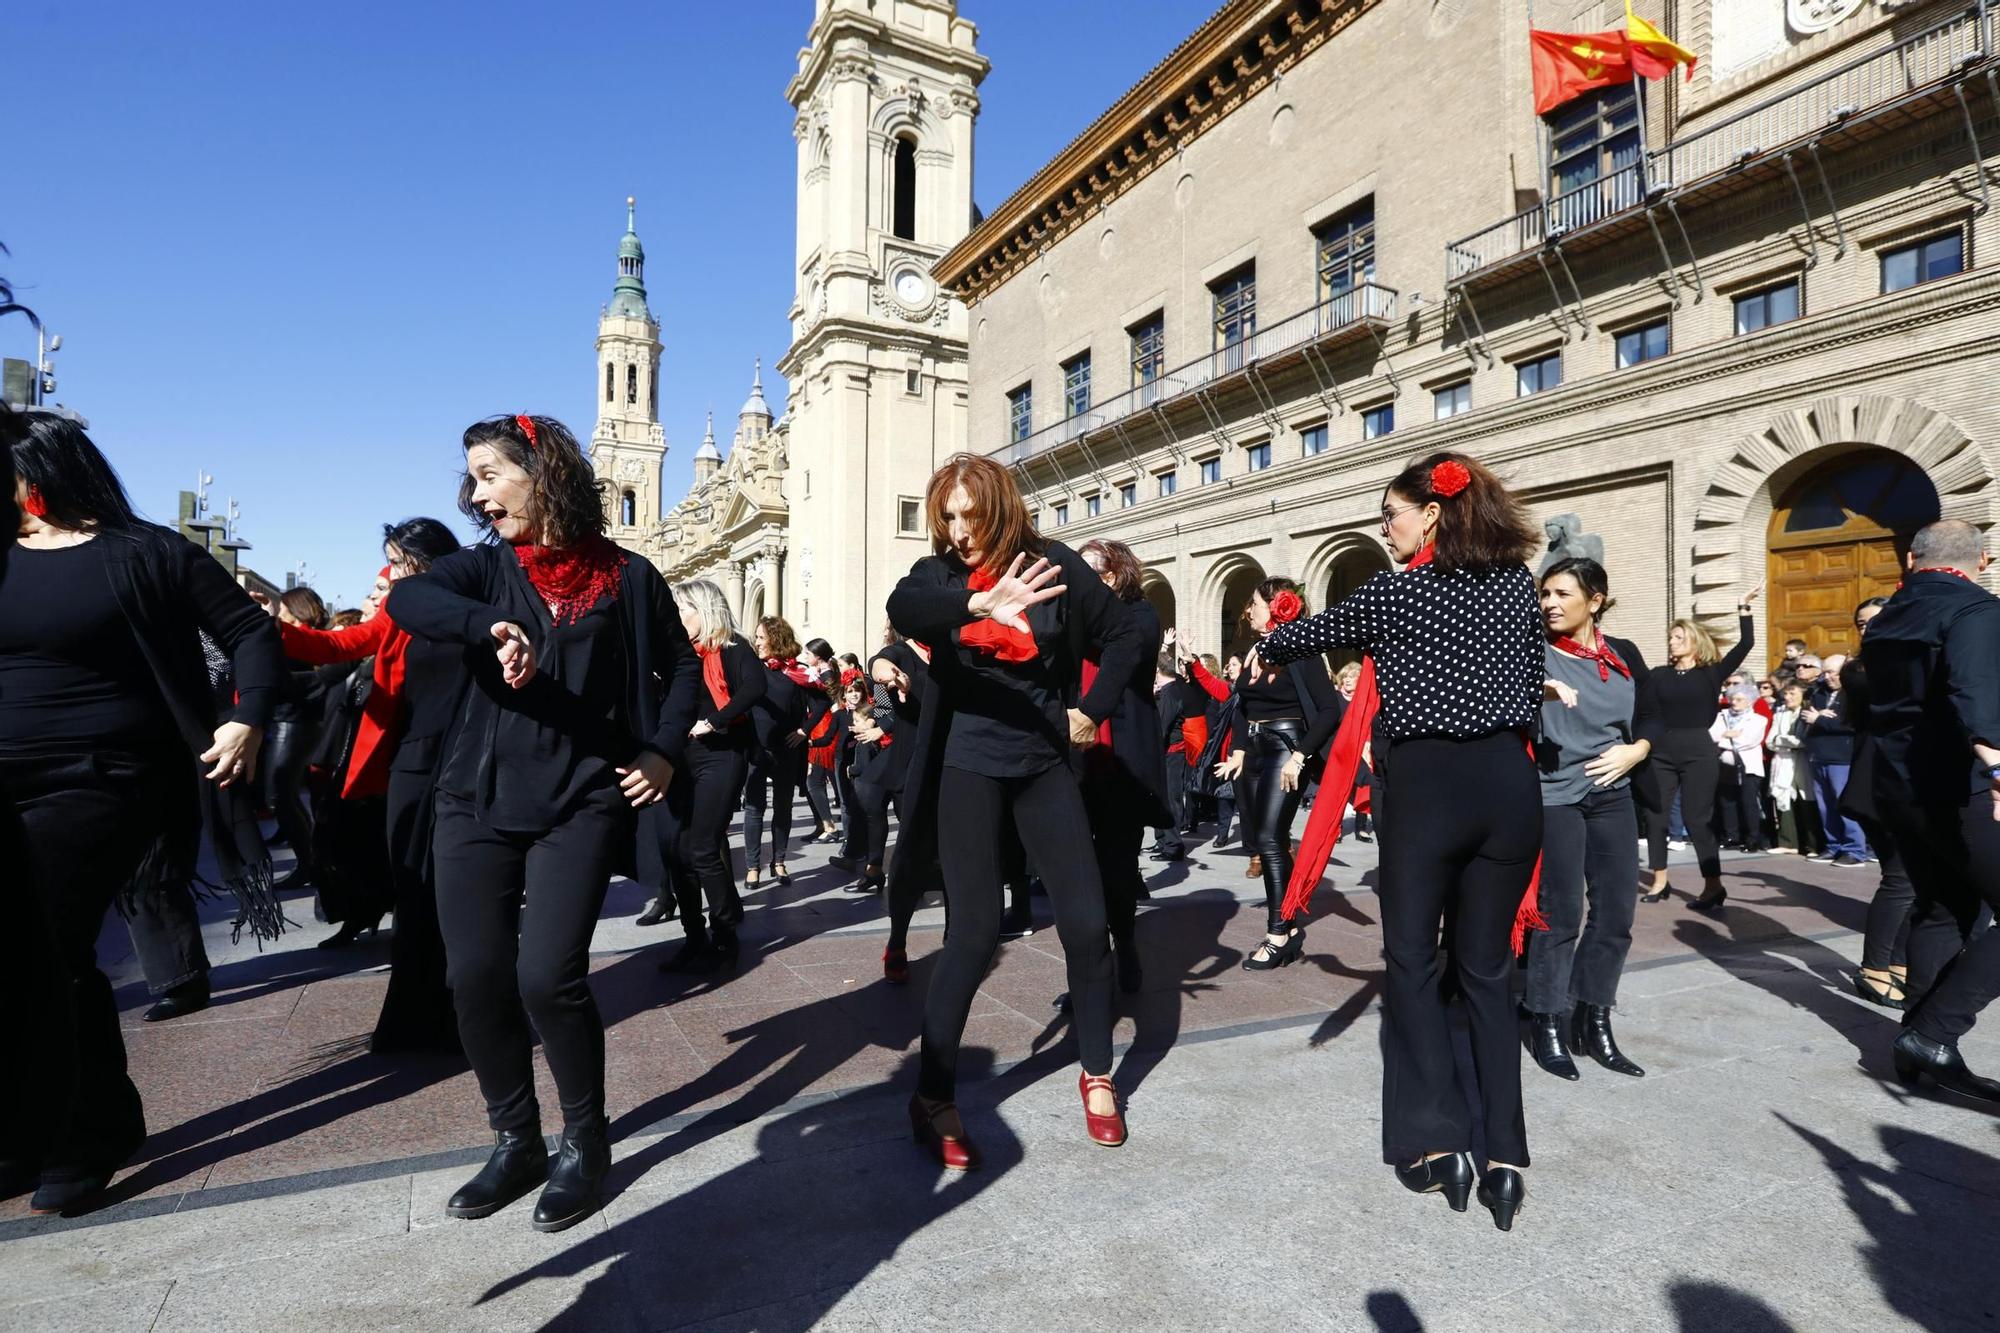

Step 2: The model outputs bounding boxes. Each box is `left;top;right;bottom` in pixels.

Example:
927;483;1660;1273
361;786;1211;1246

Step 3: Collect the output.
1380;502;1422;525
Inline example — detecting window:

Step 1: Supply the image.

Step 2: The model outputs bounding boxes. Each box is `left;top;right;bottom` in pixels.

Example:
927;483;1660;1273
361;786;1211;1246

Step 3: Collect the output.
1062;352;1092;419
905;365;922;394
1881;231;1963;294
1246;440;1273;472
1734;279;1802;335
620;490;636;526
1199;457;1222;485
1211;265;1256;370
1314;200;1376;311
1301;423;1330;457
897;497;921;535
1119;482;1137;509
627;364;638;405
1086;493;1102;518
892;136;918;241
1054;502;1070;526
1157;470;1178;498
1614;319;1670;368
1515;352;1562;397
1547;85;1641;233
1007;383;1033;443
1433;382;1471;420
1362;403;1395;439
1130;313;1165;400
605;363;614;403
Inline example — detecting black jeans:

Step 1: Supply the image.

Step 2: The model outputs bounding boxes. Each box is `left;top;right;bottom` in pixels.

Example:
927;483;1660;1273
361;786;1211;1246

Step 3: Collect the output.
1524;786;1638;1012
670;736;747;934
1154;756;1187;854
1858;817;1915;971
920;764;1112;1099
742;745;802;869
1377;732;1540;1167
1877;797;2000;1045
803;763;835;830
1646;731;1723;877
261;717;318;874
836;765;864;856
433;787;628;1135
1236;722;1306;934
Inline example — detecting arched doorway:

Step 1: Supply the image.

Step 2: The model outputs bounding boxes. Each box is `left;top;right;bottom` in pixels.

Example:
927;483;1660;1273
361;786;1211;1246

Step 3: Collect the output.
1215;561;1267;662
1321;545;1391;669
1142;573;1177;641
1766;448;1940;666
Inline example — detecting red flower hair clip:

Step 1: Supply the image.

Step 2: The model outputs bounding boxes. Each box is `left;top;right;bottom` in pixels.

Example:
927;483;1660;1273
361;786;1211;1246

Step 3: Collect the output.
1430;458;1472;497
1268;588;1304;624
515;414;540;450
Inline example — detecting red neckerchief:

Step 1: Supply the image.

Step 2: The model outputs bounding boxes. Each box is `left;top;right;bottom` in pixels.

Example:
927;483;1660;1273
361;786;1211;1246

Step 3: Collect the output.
1284;543;1548;954
1551;631;1631;683
959;566;1039;663
765;655;813;688
1915;566;1977;583
696;643;731;714
512;535;626;627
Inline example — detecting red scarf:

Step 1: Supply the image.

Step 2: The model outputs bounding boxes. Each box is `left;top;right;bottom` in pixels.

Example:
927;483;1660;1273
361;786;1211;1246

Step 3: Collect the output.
697;643;731;713
959;567;1039;663
1282;544;1548;954
1078;653;1114;747
765;655;814;687
512;535;627;627
1551;631;1631;683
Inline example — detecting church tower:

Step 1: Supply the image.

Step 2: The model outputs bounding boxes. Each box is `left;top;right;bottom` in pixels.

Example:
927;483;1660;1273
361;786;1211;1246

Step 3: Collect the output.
589;196;666;544
693;410;722;486
778;0;988;648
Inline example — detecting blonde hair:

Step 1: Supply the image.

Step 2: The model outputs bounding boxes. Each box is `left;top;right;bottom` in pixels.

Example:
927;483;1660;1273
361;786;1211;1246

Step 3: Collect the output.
1672;618;1721;666
1335;662;1363;690
675;579;737;650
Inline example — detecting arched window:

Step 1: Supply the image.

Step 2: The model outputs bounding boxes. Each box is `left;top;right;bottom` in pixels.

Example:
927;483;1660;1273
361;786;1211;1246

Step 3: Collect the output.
626;365;638;405
620;490;636;526
892;136;918;241
605;362;615;403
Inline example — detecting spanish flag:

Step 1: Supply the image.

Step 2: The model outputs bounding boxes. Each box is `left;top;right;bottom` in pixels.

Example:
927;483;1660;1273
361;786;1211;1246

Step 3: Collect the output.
1529;28;1634;115
1626;3;1697;81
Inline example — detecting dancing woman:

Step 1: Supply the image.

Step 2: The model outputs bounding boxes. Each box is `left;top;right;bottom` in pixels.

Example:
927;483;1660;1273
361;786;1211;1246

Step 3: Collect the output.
1258;452;1542;1230
887;454;1143;1167
1525;557;1653;1082
744;616;811;889
385;414;700;1232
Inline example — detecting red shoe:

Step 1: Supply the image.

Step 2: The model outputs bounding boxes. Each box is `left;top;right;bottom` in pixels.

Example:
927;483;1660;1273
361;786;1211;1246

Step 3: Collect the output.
883;947;909;985
909;1095;979;1171
1079;1072;1127;1147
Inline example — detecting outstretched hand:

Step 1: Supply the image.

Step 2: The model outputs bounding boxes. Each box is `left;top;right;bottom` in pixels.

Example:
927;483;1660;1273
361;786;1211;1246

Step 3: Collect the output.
491;622;536;689
969;553;1065;631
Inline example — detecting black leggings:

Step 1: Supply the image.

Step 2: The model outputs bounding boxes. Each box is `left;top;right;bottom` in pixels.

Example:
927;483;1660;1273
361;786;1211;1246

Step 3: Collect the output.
433;788;627;1135
920;764;1112;1099
1859;817;1915;971
1646;731;1722;878
262;717;318;874
1524;786;1638;1012
671;736;747;933
803;763;835;829
1236;724;1306;934
373;764;455;1049
742;746;801;869
1377;732;1540;1167
1085;781;1148;944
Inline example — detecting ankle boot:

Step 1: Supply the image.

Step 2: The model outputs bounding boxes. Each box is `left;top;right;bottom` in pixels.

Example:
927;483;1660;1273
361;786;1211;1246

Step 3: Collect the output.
446;1129;549;1220
1893;1029;2000;1102
1529;1012;1579;1081
1572;1002;1645;1077
533;1123;610;1233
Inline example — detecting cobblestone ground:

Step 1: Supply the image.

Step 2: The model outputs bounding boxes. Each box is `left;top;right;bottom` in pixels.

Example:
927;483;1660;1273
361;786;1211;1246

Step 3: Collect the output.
2;815;1996;1332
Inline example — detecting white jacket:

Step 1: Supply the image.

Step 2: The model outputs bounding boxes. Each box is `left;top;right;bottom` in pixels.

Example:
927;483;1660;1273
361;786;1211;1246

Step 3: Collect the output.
1711;709;1770;778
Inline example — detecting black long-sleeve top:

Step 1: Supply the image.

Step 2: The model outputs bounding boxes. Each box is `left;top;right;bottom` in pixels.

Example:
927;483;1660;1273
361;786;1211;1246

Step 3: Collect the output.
1227;652;1344;759
1638;613;1754;740
1259;562;1542;742
1803;679;1857;765
700;638;766;733
385;541;701;832
1857;570;2000;806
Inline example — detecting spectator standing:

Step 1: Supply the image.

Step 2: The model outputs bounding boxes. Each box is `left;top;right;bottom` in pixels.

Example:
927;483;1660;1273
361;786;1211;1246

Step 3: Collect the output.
1804;654;1870;866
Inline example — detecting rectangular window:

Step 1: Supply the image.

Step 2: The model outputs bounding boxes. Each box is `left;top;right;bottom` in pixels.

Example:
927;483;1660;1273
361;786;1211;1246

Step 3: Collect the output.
1054;502;1069;526
1614;319;1670;368
905;365;922;394
1129;313;1165;400
896;497;921;535
1199;457;1222;486
1211;265;1256;370
1062;352;1092;419
1546;84;1642;233
1086;493;1102;518
1119;482;1137;509
1007;383;1033;443
1301;423;1329;457
1433;382;1471;421
1881;231;1964;294
1733;279;1802;335
1246;441;1272;472
1314;199;1376;312
1157;470;1178;498
1515;352;1562;397
1362;403;1395;439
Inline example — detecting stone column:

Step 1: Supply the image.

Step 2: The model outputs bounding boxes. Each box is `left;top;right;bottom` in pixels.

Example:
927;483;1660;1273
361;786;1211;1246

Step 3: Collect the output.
725;561;747;626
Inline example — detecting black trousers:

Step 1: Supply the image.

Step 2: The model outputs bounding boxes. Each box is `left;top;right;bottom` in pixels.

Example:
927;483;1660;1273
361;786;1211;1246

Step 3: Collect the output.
123;880;209;997
1236;724;1306;934
1877;796;2000;1045
1083;780;1148;943
1718;767;1767;851
433;788;627;1135
742;745;802;869
669;737;747;934
920;764;1112;1099
1524;786;1638;1012
1858;817;1915;971
836;765;864;856
373;765;455;1048
803;763;835;829
261;717;318;874
1646;730;1723;877
859;779;895;872
1377;733;1540;1167
1154;756;1187;854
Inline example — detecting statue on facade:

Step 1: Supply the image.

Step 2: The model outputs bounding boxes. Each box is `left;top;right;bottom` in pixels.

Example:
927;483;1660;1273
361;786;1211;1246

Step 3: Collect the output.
1539;512;1604;576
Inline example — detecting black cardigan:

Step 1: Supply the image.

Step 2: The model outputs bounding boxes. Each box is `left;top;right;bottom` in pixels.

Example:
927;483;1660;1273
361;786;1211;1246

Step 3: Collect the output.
701;637;767;735
1077;596;1172;827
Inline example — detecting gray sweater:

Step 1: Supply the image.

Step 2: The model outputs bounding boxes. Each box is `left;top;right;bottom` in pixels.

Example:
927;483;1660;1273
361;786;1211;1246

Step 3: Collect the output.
1538;642;1639;806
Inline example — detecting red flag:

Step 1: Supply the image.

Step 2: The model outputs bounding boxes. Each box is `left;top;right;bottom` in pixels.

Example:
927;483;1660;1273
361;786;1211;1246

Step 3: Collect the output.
1530;28;1635;115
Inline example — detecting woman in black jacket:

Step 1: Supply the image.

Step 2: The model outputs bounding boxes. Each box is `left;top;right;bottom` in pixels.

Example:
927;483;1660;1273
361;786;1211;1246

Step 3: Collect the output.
871;642;932;974
1;411;281;1214
887;455;1143;1169
385;413;701;1233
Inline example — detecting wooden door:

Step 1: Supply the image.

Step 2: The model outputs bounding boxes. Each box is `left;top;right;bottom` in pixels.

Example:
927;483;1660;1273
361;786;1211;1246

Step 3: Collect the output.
1768;537;1901;663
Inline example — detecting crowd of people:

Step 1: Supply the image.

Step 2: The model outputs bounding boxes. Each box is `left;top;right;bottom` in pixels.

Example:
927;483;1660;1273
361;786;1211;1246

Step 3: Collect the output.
4;399;1996;1239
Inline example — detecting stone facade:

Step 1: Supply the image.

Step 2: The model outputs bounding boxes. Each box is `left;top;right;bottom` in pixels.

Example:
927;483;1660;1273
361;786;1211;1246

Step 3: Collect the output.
650;371;794;625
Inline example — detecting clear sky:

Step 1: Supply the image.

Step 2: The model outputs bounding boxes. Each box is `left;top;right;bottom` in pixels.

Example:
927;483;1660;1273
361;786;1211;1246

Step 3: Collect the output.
5;0;1223;604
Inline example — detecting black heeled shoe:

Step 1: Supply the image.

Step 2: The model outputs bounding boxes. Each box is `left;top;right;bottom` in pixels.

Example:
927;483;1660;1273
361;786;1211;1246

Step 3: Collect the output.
317;917;382;950
1477;1166;1527;1231
1687;887;1727;914
1852;971;1905;1011
1892;1029;2000;1103
1639;884;1672;904
771;863;794;887
1529;1012;1579;1081
998;902;1035;940
659;930;715;974
1571;1002;1645;1077
634;897;676;927
445;1129;549;1220
532;1123;610;1233
142;978;210;1023
1242;929;1304;971
1395;1152;1474;1212
709;924;741;967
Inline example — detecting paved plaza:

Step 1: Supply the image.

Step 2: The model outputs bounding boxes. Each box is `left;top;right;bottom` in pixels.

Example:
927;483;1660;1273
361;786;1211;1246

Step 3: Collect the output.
2;823;1997;1332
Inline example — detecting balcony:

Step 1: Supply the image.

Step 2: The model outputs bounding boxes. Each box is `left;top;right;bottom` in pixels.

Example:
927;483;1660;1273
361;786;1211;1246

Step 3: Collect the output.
993;282;1398;467
1446;4;1994;290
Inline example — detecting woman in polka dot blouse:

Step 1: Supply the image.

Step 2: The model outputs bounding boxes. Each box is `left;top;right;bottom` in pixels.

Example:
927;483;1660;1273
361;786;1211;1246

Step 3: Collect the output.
1256;450;1544;1231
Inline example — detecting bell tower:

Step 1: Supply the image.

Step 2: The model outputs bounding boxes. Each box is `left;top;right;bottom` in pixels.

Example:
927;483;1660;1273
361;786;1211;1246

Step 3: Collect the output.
589;196;667;544
779;0;987;647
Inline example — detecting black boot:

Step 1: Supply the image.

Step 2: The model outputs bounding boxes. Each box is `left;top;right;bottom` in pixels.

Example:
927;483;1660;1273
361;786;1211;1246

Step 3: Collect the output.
1477;1166;1527;1231
1394;1151;1474;1212
1572;1002;1645;1077
659;928;714;974
445;1129;549;1220
142;977;210;1023
1529;1012;1579;1081
1893;1029;2000;1102
634;896;675;927
533;1124;610;1233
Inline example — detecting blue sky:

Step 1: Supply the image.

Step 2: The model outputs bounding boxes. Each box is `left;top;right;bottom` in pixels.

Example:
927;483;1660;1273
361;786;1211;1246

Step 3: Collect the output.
4;0;1222;603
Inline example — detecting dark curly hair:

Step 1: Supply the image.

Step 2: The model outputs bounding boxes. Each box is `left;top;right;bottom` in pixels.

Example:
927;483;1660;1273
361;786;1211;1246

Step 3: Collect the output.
458;414;606;548
1385;450;1538;575
757;615;803;660
1253;574;1308;619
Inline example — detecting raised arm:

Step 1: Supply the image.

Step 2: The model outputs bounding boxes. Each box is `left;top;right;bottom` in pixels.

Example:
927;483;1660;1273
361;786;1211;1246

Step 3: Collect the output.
1715;610;1757;679
1184;655;1232;703
886;556;975;642
277;614;392;667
